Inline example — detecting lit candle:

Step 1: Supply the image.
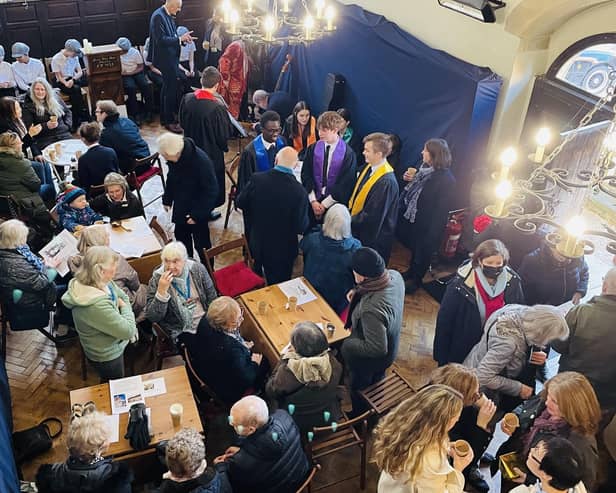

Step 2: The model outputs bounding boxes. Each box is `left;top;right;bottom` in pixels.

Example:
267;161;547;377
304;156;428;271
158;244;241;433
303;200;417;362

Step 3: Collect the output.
315;0;325;19
325;5;335;30
534;127;550;163
282;0;290;12
229;9;239;34
246;0;253;12
493;180;512;217
263;16;275;42
563;215;585;257
499;147;517;181
304;15;315;40
222;0;231;24
604;130;616;152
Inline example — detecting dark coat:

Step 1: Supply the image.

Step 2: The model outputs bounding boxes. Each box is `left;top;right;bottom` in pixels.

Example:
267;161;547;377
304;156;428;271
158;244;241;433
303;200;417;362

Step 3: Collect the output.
0;149;46;212
0;248;56;330
266;353;343;435
0;118;42;157
518;244;589;306
224;410;310;493
179;319;260;406
236;137;286;194
36;458;133;493
433;260;525;366
89;191;144;221
267;91;295;122
22;94;72;150
77;145;119;194
162;138;218;224
99;114;150;174
148;6;180;71
155;466;231;493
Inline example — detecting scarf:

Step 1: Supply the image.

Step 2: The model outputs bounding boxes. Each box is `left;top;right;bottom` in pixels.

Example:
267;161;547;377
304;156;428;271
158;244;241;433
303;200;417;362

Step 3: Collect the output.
348;162;394;216
345;271;391;328
342;126;354;145
474;268;507;324
312;139;346;200
292;116;317;152
253;135;285;172
284;349;332;384
400;165;434;223
16;245;45;273
166;261;194;333
523;408;570;457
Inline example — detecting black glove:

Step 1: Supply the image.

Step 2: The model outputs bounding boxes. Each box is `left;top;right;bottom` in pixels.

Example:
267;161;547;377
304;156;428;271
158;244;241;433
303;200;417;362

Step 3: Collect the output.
124;403;150;451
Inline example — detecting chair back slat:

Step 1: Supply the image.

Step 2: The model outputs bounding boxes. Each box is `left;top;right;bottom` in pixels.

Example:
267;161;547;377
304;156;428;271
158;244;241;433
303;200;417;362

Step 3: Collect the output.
128;252;161;284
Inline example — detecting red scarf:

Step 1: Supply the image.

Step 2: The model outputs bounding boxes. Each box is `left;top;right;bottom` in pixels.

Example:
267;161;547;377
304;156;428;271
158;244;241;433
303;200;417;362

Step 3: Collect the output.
474;271;505;323
194;89;217;101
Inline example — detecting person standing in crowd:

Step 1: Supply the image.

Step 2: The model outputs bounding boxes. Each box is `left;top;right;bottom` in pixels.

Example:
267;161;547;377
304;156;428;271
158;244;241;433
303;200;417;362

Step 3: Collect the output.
76;122;119;194
341;247;404;414
115;37;153;125
283;101;317;158
217;40;249;119
397;138;457;294
179;66;232;219
11;42;46;94
159;132;218;264
433;239;525;366
237;146;309;284
552;267;616;410
373;385;470;493
237;110;285;193
301;111;357;222
214;395;310;493
252;89;295;122
148;0;195;133
203;10;227;69
89;172;144;221
337;108;362;157
51;39;89;131
96;100;151;174
0;46;16;98
518;240;589;306
348;133;399;263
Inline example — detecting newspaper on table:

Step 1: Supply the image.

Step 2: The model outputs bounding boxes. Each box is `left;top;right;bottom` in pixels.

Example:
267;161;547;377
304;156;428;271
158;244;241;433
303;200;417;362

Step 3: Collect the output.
109;376;145;414
277;278;317;305
39;229;79;277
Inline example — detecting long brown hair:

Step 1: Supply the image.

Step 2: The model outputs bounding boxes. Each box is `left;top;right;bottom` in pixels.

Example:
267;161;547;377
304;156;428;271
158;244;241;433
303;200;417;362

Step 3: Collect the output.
430;363;479;407
424;138;452;170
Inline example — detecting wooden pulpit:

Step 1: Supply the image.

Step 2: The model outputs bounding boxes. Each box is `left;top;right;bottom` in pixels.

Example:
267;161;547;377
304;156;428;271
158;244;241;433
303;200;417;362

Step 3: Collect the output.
84;44;124;111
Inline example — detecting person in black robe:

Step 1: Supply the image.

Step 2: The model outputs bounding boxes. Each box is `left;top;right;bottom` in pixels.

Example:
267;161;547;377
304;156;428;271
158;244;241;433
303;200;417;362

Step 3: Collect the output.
348;133;399;263
179;66;232;215
301;111;357;223
236;147;309;284
236;110;285;194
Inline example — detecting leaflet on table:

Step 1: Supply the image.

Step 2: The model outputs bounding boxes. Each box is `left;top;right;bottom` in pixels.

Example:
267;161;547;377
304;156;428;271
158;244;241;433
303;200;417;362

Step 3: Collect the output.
109;240;145;259
142;377;166;398
277;278;317;305
103;408;153;443
39;229;79;277
109;376;145;414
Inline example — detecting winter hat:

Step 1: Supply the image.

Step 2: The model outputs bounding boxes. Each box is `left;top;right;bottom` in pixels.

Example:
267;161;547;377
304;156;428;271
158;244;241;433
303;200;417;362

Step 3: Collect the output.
64;39;82;54
352;247;385;278
11;42;29;58
177;26;189;36
115;37;131;51
61;186;86;205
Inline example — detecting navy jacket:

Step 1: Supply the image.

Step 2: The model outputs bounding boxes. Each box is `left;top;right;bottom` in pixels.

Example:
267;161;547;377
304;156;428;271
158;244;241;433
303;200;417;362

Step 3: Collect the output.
433;260;525;366
155;466;231;493
36;458;132;493
77;145;119;194
148;6;180;71
518;244;589;306
100;115;150;174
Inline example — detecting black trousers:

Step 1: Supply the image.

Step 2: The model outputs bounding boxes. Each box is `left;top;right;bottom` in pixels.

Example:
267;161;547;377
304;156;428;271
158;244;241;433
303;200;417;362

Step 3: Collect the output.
174;221;211;264
257;254;295;285
123;72;153;117
58;80;89;125
160;66;179;125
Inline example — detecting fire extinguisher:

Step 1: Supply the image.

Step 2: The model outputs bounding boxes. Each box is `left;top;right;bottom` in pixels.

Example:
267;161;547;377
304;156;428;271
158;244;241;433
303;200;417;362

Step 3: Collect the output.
440;218;463;260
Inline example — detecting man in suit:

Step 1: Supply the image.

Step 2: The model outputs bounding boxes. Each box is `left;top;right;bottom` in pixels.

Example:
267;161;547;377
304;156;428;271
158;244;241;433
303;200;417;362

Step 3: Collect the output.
76;122;119;195
148;0;194;133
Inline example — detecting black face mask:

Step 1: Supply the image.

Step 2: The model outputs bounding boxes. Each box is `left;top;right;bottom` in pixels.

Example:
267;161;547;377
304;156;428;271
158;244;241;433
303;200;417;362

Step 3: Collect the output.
482;265;504;280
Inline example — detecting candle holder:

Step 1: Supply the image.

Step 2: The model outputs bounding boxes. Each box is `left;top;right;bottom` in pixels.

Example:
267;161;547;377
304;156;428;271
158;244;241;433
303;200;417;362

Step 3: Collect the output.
555;236;586;259
484;203;509;220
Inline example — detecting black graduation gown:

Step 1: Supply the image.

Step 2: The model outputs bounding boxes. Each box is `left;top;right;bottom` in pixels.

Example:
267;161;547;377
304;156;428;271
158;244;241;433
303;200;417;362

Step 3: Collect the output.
350;171;399;263
301;140;357;205
236;168;309;284
179;92;232;208
237;137;285;194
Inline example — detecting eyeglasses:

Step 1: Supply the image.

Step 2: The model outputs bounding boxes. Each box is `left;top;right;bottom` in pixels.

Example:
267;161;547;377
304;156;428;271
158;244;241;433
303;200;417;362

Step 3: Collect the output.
94;109;103;114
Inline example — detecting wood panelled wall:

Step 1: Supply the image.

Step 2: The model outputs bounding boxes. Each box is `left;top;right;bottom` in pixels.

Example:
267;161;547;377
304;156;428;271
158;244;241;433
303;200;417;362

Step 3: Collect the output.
0;0;212;64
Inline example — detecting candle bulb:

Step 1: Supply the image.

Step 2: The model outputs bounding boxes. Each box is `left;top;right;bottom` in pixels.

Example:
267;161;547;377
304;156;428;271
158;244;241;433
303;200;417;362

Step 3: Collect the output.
534;127;550;163
325;5;335;30
222;0;231;24
493;180;512;217
282;0;290;12
304;15;315;41
499;147;517;181
229;9;239;34
263;16;275;41
246;0;253;12
563;215;585;257
315;0;325;19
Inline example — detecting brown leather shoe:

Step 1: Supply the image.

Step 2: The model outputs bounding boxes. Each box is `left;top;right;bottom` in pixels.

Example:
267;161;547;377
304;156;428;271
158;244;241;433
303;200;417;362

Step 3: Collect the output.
164;123;183;134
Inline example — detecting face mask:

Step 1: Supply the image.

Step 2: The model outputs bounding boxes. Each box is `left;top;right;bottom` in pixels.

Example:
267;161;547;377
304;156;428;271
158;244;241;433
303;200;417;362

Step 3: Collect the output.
482;265;504;280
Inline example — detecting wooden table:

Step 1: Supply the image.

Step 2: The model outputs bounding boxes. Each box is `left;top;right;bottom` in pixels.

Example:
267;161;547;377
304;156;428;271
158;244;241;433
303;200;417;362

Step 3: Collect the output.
69;366;202;459
106;216;162;258
238;277;349;365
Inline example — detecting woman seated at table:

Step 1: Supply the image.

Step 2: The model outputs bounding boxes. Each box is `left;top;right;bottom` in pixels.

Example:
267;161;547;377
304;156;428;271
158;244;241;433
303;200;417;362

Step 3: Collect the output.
36;411;133;493
57;185;104;233
301;204;361;313
179;296;265;406
265;321;343;435
22;77;72;152
68;224;147;321
146;241;217;341
89;172;144;221
62;246;138;381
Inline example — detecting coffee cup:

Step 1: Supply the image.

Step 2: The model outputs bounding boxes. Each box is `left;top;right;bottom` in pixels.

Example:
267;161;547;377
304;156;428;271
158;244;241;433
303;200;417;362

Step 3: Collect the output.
54;143;62;155
503;412;520;430
75;150;82;159
170;403;183;427
287;296;298;311
406;167;417;179
49;115;57;123
475;393;488;408
258;300;267;315
48;150;57;161
453;439;471;457
326;323;336;337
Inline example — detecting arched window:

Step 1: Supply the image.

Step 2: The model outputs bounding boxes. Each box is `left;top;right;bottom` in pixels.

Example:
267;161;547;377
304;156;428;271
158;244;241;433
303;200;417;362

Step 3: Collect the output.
548;33;616;99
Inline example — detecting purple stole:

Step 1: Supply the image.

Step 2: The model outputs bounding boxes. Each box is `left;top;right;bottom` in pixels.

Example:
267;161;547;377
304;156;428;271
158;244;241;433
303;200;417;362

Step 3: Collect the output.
312;139;347;200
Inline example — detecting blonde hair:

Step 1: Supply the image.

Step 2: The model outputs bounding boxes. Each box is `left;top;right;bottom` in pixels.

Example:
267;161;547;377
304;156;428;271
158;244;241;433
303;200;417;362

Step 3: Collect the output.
68;411;109;462
316;111;344;131
166;428;205;478
29;78;64;117
158;132;185;158
77;225;110;255
161;241;188;261
0;131;24;158
372;385;463;482
363;132;393;157
74;245;119;289
0;219;29;248
543;372;601;436
206;296;240;331
430;364;479;407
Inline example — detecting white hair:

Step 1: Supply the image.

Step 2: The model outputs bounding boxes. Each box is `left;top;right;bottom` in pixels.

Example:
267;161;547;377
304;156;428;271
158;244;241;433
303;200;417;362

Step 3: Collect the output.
29;77;65;117
161;241;188;261
232;395;269;428
322;204;352;240
157;133;185;159
0;219;29;248
491;304;569;347
252;89;268;105
604;267;616;295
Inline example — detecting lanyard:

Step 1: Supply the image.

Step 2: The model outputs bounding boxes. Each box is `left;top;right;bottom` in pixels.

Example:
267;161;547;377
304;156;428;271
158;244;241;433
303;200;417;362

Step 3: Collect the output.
172;274;191;300
108;283;116;304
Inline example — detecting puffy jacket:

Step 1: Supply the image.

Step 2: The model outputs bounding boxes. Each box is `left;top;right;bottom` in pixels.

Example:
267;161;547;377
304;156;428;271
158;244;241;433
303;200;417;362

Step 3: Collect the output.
57;201;103;232
0;148;46;212
99;114;150;173
36;458;133;493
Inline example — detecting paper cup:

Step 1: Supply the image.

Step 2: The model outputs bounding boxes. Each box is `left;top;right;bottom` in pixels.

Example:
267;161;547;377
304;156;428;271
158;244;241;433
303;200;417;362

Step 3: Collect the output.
48;150;56;161
75;150;82;159
475;393;488;408
503;412;520;429
49;115;57;123
257;300;267;315
453;439;471;458
54;143;62;155
406;167;417;178
170;403;183;427
288;296;298;311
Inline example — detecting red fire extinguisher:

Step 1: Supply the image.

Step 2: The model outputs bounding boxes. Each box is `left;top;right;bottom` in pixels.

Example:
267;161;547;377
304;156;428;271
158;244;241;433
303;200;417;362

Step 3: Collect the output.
440;217;463;260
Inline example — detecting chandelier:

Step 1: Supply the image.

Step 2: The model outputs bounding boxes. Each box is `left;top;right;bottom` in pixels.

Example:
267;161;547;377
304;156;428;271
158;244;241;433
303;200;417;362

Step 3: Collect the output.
219;0;337;45
484;74;616;259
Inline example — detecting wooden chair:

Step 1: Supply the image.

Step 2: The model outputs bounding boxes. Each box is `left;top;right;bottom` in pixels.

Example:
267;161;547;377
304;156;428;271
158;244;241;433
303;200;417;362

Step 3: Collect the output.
0;194;25;221
202;236;265;297
296;464;321;493
43;57;89;106
306;411;372;490
223;121;253;229
88;184;106;198
49;204;59;224
125;153;166;208
358;365;417;416
128;251;161;284
149;216;171;245
151;322;178;370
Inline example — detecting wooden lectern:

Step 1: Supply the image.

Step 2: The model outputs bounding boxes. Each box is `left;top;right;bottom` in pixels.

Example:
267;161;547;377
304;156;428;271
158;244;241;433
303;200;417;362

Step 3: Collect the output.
84;44;124;111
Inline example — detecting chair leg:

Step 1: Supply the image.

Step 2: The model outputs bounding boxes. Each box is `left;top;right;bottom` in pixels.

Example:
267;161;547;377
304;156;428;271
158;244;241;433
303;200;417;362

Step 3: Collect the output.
136;186;144;207
360;443;367;490
224;196;233;229
79;344;88;381
1;317;7;360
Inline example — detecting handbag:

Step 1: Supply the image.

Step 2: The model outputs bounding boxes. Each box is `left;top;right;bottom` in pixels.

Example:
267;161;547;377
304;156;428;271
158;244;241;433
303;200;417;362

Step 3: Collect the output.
12;417;62;465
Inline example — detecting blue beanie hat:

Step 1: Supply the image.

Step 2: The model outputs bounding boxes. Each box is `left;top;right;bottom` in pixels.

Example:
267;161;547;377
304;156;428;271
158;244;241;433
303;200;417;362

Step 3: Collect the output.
64;39;82;54
62;186;86;205
177;26;189;36
115;37;131;51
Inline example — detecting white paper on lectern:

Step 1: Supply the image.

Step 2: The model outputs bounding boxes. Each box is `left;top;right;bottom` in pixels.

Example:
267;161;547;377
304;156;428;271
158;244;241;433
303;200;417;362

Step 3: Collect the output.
277;278;317;305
